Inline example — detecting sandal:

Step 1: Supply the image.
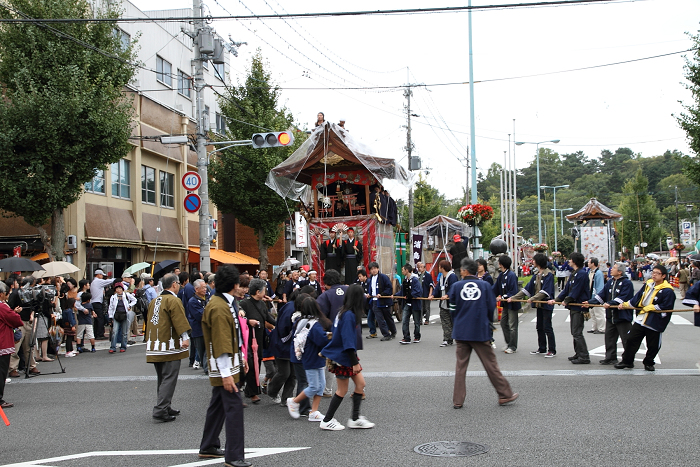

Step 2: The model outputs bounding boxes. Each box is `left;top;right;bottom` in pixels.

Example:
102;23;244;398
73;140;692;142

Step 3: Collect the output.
453;404;463;409
1;401;14;408
40;358;54;362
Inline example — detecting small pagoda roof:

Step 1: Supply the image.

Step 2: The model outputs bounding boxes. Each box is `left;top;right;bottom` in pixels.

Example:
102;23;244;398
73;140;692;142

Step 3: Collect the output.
270;122;408;186
566;198;622;221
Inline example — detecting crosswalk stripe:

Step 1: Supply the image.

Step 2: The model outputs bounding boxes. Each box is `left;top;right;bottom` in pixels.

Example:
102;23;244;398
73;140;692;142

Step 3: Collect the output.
670;315;693;325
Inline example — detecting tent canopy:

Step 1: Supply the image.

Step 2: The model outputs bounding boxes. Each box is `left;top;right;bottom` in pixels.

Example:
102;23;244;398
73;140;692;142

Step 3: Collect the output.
266;122;411;202
566;198;622;221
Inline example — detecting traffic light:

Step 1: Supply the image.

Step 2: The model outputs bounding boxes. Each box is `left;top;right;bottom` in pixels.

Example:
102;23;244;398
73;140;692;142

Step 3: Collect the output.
251;131;294;148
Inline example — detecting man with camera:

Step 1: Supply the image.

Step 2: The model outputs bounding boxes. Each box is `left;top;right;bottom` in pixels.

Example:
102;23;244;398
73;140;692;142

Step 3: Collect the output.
90;269;115;340
7;277;40;377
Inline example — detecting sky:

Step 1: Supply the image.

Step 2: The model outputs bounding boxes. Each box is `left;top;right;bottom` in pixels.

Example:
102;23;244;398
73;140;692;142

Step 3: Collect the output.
129;0;700;202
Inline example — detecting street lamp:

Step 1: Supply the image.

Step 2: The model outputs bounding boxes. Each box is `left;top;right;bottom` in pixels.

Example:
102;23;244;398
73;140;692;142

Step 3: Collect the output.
515;139;560;243
541;184;569;252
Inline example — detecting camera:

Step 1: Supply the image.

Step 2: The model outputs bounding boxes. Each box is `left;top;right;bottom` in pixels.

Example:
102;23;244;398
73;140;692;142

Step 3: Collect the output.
18;284;57;306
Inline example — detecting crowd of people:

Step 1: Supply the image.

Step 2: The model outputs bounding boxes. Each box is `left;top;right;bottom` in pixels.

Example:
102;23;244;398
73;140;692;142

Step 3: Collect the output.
2;247;697;465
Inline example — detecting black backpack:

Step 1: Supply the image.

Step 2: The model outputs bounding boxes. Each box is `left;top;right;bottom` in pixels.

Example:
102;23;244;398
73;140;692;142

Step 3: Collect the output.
133;288;149;315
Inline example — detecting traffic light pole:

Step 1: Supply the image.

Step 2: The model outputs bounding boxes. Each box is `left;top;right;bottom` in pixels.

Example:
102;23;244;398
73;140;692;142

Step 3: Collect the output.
193;0;211;273
406;87;414;233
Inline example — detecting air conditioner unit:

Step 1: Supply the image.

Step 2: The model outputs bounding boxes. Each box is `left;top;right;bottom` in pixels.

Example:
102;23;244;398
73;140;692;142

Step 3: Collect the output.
66;235;77;249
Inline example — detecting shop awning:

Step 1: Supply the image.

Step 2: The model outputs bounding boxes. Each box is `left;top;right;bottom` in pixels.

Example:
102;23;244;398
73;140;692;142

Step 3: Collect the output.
31;252;49;261
85;204;141;245
188;247;259;265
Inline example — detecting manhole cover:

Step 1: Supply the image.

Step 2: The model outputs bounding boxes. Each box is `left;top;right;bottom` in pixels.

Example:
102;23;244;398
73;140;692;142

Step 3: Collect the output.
414;441;489;457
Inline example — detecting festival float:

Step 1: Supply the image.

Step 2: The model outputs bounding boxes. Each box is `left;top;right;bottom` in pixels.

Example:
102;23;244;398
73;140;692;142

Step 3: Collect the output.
266;121;412;281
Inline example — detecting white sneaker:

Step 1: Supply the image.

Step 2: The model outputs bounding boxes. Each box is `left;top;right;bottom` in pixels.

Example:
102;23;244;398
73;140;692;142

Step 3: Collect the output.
320;418;345;431
502;346;509;352
272;394;281;404
440;341;448;347
65;352;75;358
491;342;497;349
308;411;324;422
504;348;516;354
192;361;200;369
286;398;300;419
347;415;375;429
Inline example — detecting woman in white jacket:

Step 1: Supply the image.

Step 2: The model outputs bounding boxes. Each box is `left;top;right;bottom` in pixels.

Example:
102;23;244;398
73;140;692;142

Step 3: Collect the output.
107;282;137;353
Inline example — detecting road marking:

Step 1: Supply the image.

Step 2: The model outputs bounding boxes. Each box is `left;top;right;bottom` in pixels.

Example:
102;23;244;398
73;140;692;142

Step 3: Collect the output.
670;315;693;325
1;448;310;467
589;341;660;363
363;368;700;377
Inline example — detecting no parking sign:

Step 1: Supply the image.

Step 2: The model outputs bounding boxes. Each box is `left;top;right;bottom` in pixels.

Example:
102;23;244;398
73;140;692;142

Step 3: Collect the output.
184;193;202;213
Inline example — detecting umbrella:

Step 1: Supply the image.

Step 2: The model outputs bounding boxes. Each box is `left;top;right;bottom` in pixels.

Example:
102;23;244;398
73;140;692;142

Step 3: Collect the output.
35;261;79;277
123;262;151;276
251;334;260;390
153;259;180;275
688;253;700;262
0;257;44;272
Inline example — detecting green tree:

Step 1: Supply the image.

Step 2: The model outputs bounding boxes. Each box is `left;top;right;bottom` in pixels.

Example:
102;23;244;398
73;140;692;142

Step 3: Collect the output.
209;50;305;271
400;174;445;231
616;170;663;255
677;32;700;168
0;0;136;259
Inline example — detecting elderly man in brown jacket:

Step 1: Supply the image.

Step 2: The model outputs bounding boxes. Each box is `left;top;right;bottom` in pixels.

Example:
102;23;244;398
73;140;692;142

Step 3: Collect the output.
198;264;251;467
145;273;190;423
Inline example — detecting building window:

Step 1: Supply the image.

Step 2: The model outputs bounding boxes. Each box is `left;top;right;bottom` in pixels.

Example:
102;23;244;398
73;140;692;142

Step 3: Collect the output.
156;56;172;87
215;112;226;134
178;70;191;98
115;29;130;51
85;169;105;194
141;166;156;205
111;159;131;199
214;62;225;81
160;171;174;208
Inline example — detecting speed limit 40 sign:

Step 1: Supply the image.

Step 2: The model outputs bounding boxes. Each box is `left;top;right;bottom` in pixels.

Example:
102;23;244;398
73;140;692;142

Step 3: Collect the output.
182;171;202;191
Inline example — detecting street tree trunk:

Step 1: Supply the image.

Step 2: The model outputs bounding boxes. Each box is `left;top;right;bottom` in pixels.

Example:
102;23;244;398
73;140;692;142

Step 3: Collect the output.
36;208;66;262
256;228;269;273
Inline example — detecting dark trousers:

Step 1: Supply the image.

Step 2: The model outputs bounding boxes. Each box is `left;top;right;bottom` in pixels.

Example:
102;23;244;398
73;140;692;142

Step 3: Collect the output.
570;310;589;361
200;385;245;463
500;307;519;351
371;303;396;338
453;341;513;405
244;351;261;398
0;354;10;403
189;342;197;365
345;257;359;284
92;302;105;338
536;308;556;354
152;359;181;417
401;304;421;341
192;336;207;372
422;299;431;322
267;358;296;400
605;319;632;361
621;323;661;366
292;362;312;415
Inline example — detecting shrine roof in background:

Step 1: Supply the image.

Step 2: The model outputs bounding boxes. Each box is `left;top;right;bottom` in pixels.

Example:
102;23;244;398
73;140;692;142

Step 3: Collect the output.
565;198;622;221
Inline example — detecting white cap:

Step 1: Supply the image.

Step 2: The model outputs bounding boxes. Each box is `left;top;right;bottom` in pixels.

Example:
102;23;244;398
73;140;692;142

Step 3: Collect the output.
94;269;105;276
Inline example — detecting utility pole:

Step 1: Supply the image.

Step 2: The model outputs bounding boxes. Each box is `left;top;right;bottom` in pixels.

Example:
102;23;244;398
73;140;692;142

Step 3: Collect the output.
464;150;469;203
405;85;415;232
193;0;211;272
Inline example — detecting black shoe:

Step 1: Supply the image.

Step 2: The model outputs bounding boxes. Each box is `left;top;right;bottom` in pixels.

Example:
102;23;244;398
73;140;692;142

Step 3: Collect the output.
199;447;225;458
390;334;397;340
127;340;136;345
225;460;252;467
153;414;176;423
168;408;181;416
644;364;655;372
380;336;392;341
570;358;590;364
568;355;578;361
599;359;617;365
586;330;595;333
614;362;634;369
593;331;605;335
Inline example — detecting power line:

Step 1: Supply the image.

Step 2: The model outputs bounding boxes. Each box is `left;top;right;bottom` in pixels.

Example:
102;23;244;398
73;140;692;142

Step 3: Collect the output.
0;0;648;23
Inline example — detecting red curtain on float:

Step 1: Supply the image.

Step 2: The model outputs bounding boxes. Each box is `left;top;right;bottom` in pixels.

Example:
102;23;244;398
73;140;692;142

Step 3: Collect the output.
309;217;377;285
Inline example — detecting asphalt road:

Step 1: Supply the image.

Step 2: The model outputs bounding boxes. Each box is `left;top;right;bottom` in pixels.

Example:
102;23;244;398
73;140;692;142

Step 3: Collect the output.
2;283;699;466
